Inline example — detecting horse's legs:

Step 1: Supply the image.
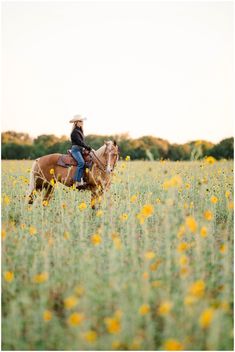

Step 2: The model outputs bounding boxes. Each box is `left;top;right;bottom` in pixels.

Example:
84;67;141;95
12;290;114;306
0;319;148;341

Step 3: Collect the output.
43;184;54;204
91;187;103;210
27;178;43;204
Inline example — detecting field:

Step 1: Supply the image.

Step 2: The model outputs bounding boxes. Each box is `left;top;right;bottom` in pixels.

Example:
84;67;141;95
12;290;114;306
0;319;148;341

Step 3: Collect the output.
2;159;234;351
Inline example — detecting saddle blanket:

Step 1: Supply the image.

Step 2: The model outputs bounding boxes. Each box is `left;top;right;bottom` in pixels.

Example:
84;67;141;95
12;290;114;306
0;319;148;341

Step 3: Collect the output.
57;149;93;169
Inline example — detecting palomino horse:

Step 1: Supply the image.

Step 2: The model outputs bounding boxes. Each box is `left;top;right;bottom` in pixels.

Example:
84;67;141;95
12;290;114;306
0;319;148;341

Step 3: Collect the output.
27;140;119;208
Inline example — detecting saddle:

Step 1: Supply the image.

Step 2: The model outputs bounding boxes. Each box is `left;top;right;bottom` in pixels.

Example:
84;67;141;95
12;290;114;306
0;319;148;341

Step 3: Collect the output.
57;149;93;169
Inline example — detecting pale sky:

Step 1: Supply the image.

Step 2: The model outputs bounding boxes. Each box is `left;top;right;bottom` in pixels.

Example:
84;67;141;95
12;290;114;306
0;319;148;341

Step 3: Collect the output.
2;1;233;143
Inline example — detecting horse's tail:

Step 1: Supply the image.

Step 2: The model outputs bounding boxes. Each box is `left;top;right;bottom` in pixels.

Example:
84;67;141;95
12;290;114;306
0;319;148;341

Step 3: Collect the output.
26;159;39;203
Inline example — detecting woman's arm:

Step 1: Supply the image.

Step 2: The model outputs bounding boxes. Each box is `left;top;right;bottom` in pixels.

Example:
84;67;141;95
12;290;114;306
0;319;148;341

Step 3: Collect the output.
71;129;91;150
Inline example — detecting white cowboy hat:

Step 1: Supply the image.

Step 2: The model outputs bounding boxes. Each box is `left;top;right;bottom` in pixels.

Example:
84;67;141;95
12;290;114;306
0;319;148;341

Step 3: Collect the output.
69;114;87;123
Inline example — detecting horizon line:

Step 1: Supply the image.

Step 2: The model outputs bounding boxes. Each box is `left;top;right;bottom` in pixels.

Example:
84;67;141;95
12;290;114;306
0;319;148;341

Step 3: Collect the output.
1;129;233;146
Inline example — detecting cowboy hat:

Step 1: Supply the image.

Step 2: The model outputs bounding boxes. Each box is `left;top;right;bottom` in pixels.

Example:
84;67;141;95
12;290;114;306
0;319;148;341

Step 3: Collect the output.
69;114;87;123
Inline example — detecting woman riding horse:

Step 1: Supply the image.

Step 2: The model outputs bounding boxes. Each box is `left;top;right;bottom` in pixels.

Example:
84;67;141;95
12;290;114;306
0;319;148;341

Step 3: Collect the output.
27;116;119;208
69;115;92;188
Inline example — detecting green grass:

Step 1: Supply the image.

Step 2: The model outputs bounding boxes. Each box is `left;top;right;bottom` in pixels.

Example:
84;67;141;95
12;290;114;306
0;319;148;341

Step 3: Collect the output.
2;159;233;350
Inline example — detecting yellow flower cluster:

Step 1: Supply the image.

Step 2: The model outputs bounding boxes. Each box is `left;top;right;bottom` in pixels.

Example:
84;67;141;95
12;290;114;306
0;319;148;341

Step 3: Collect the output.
157;301;173;316
4;271;14;282
139;304;150;315
104;310;122;334
137;204;154;224
91;233;102;245
67;312;85;326
33;272;49;284
64;295;78;309
163;175;182;190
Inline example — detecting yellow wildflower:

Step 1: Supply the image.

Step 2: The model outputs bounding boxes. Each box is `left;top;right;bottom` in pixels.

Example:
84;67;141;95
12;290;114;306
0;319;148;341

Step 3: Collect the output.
96;210;103;217
91;233;102;245
163;339;184;350
210;196;218;204
219;244;227;254
29;226;37;236
150;260;161;271
64;296;78;309
200;226;207;237
50;179;55;186
177;225;186;238
2;229;6;240
180;266;190;278
49;168;54;175
177;242;189;252
113;237;122;250
179;255;189;267
68;312;85;326
185;216;197;233
141;204;154;218
142;272;149;280
185;183;191;189
189;280;205;298
33;272;49;284
120;213;128;222
4;271;14;282
199;308;215;329
228;202;234;209
136;213;145;225
138;304;150;315
104;317;121;334
205;156;216;164
156;198;161;204
225;191;231;199
78;202;87;211
43;310;52;322
63;231;70;240
3;195;10;205
204;210;213;221
83;330;97;343
157;301;172;316
125;155;130;161
144;251;155;260
130;195;138;203
42;200;48;207
163;175;182;189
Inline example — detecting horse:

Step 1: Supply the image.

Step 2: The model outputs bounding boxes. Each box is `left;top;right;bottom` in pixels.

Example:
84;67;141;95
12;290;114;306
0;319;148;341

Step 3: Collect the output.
27;140;119;209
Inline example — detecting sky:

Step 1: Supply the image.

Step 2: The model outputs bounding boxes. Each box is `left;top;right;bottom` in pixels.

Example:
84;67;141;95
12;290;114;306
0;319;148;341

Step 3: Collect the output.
2;1;233;144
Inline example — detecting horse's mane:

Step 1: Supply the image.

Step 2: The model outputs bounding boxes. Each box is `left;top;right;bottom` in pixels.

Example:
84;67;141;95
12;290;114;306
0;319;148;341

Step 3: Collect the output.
95;141;113;157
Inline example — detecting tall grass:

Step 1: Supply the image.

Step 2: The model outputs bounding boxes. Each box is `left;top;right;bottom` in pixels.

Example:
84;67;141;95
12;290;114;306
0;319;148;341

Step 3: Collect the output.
2;159;233;350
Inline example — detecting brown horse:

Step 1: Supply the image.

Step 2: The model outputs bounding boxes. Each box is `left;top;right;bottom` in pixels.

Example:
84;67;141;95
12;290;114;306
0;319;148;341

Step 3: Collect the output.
27;140;119;208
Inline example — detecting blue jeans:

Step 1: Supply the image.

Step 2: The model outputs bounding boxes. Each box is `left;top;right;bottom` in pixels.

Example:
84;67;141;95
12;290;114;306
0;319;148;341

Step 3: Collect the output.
71;146;85;182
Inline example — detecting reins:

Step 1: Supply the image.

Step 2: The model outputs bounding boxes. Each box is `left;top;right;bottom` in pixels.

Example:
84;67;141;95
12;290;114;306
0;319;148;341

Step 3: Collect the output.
90;150;107;173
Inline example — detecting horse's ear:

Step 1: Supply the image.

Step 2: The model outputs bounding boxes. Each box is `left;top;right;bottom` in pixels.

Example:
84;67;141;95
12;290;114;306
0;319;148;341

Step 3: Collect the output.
113;140;117;146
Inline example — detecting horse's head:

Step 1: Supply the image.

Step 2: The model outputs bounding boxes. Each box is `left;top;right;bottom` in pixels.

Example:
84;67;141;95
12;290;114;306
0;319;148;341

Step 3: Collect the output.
104;140;119;174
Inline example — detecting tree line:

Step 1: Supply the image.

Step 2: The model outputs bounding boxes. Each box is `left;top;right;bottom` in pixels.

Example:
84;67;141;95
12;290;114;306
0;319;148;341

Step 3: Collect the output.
1;131;234;161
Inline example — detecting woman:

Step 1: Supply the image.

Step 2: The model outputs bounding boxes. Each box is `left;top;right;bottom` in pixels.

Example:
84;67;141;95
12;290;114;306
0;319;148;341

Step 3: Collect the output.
69;115;92;187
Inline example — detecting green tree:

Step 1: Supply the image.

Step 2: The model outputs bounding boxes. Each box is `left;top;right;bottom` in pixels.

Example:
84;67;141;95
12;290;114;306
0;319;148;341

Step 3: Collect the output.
206;137;234;159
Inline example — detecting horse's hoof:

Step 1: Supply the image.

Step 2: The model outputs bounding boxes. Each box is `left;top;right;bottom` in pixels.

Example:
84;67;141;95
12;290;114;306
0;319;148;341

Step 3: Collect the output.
28;197;34;205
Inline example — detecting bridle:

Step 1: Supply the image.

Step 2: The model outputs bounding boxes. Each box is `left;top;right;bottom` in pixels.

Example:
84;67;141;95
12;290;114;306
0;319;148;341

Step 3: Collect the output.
90;145;118;174
90;150;107;173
